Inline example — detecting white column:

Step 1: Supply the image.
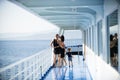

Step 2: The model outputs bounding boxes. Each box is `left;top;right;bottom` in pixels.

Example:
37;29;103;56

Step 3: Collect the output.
87;29;89;47
90;26;92;49
92;25;94;51
83;30;86;59
62;29;64;35
94;24;98;55
89;27;91;48
59;28;64;36
102;16;109;63
59;28;62;35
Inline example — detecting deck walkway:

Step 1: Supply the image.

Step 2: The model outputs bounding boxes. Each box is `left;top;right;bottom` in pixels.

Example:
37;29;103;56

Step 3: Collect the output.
44;55;92;80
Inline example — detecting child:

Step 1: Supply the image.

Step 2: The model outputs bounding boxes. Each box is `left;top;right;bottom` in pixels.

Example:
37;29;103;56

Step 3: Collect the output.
66;48;73;67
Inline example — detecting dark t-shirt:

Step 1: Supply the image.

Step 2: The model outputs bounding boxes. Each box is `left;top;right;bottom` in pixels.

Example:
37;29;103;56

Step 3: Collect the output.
66;52;72;57
53;39;59;47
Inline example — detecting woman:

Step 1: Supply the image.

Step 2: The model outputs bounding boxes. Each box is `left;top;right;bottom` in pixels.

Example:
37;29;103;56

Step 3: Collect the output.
59;35;67;66
51;34;61;67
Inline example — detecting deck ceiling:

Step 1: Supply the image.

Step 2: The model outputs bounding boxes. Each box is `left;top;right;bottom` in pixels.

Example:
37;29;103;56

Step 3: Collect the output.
10;0;103;30
107;10;118;27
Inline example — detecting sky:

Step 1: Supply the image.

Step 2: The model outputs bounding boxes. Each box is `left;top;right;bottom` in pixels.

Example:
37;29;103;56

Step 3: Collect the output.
64;30;82;39
0;0;59;40
0;0;59;33
0;0;82;40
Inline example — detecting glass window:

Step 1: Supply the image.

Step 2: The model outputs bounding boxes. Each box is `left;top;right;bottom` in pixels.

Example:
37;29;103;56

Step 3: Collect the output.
107;10;118;70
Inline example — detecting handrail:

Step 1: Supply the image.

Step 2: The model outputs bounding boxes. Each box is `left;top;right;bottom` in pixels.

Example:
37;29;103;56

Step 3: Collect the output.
66;45;83;52
0;48;52;80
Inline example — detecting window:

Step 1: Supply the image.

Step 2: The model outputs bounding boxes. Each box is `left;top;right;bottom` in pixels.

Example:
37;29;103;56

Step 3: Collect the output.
107;10;118;69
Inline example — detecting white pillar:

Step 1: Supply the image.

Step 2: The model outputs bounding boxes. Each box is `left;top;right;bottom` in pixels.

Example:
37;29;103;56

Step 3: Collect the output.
59;28;62;35
92;25;94;51
94;24;98;55
62;29;64;35
83;30;86;59
102;16;109;63
59;28;64;36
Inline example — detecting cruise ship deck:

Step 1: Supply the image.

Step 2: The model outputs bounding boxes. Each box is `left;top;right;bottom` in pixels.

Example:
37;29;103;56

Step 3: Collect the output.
0;0;120;80
45;56;92;80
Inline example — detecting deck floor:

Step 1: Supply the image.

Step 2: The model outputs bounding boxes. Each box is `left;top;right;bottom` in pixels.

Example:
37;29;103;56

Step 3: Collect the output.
44;56;92;80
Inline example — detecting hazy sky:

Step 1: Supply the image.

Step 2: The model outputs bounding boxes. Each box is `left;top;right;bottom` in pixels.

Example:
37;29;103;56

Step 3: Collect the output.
0;0;82;40
64;30;82;39
0;0;59;33
0;0;60;39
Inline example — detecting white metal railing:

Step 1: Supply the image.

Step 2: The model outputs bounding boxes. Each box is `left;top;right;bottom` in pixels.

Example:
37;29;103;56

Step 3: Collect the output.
66;45;82;52
0;48;52;80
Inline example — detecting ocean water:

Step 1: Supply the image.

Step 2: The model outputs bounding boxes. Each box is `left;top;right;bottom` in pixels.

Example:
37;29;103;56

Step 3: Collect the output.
0;40;51;68
0;39;82;68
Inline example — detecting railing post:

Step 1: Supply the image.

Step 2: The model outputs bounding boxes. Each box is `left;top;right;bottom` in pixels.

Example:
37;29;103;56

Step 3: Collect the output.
40;66;42;79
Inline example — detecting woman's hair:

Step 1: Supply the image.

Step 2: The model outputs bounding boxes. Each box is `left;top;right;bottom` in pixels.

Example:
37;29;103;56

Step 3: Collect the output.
61;35;65;42
55;34;59;39
56;34;59;37
110;34;113;41
114;33;117;37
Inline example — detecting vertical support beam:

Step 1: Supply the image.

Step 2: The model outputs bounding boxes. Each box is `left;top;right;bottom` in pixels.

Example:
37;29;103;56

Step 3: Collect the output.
62;29;64;35
59;28;64;36
83;30;86;60
87;29;89;47
59;28;62;35
96;23;99;56
94;24;98;55
102;16;109;63
92;25;95;51
106;18;110;64
86;29;88;46
118;4;120;72
93;25;95;52
89;27;91;48
92;16;96;52
90;26;92;49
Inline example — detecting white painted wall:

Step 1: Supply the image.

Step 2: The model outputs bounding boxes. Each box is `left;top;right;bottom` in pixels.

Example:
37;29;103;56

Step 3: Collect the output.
86;47;120;80
85;0;120;80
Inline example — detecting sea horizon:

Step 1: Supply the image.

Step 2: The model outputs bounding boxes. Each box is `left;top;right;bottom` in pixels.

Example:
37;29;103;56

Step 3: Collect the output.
0;39;82;68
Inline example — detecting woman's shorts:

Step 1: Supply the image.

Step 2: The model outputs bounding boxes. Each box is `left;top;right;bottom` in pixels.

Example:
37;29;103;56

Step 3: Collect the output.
60;48;65;58
68;57;72;61
54;47;60;54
